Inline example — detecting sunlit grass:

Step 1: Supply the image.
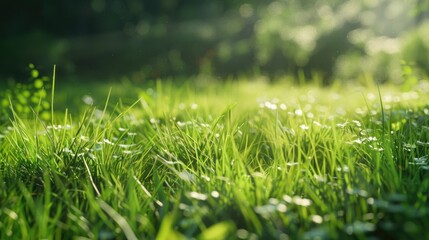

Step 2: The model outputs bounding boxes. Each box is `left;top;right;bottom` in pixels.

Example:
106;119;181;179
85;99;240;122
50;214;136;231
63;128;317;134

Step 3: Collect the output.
1;77;429;239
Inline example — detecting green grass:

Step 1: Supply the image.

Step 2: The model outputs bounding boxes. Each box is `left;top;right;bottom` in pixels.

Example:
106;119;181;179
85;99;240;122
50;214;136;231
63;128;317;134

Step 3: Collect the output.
1;77;429;239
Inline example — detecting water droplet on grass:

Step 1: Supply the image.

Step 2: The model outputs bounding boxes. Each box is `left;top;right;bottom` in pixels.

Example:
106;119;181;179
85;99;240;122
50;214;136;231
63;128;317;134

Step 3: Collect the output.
276;203;287;213
313;121;322;127
177;121;186;127
251;172;266;179
416;141;429;146
293;196;311;207
268;198;279;205
191;103;198;110
265;101;277;110
346;188;368;197
80;135;89;142
5;209;18;220
211;191;220;198
150;118;159;124
311;215;323;224
295;109;303;116
201;175;211;182
352;120;362;127
314;175;326;182
336;122;348;128
82;95;94;105
178;103;186;110
179;171;195;182
62;147;73;154
254;204;277;215
236;229;249;239
188;191;208;201
119;144;134;149
283;195;292;203
179;203;190;210
411;156;428;165
336;166;350;172
299;124;309;130
286;162;299;166
103;139;114;145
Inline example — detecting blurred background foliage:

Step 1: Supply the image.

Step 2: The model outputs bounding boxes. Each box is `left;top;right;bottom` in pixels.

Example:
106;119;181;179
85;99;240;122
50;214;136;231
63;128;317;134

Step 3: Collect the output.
1;0;429;84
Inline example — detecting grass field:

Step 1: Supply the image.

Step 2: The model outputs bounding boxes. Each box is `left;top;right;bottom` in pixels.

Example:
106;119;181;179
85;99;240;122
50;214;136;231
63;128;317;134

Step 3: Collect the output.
1;76;429;239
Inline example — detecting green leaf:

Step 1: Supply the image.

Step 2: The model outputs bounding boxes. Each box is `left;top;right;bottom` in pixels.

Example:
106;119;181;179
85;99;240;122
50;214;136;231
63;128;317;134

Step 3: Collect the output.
156;214;185;240
197;222;235;240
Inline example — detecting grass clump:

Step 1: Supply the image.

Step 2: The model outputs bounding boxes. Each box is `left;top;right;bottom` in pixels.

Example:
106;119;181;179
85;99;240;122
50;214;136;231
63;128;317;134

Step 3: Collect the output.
1;77;429;239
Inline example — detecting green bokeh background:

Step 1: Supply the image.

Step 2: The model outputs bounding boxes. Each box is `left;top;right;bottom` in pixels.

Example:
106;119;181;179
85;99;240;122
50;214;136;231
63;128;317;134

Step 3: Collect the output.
1;0;429;84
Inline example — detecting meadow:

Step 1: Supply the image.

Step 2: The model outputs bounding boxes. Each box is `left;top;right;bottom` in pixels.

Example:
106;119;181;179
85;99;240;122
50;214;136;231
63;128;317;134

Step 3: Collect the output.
1;73;429;239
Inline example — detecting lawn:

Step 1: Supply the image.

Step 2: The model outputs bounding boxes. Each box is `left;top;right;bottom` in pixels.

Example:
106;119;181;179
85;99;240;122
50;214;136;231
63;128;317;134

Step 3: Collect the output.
1;76;429;239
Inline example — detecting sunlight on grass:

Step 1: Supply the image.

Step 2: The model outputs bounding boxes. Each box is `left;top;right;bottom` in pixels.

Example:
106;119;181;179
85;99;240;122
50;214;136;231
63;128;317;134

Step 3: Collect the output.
1;78;429;239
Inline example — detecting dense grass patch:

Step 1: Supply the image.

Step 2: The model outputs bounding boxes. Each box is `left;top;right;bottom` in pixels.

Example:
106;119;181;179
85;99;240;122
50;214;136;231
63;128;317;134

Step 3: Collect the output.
1;78;429;239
